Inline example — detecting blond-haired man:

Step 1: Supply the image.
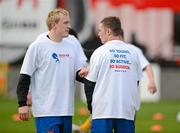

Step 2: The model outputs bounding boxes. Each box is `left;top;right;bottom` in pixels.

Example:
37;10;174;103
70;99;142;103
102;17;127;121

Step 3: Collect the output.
17;8;87;133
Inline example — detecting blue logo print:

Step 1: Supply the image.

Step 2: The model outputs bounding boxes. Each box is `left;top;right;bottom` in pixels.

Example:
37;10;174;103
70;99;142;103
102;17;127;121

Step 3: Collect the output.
52;53;60;63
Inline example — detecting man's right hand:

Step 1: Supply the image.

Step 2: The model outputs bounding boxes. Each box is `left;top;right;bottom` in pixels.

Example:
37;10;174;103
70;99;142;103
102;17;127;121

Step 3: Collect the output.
148;81;157;94
79;67;89;77
18;106;30;121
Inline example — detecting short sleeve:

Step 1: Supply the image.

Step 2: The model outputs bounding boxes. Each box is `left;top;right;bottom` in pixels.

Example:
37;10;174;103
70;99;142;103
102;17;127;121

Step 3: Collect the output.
86;50;100;82
20;43;38;76
134;50;143;80
135;47;149;70
73;37;87;71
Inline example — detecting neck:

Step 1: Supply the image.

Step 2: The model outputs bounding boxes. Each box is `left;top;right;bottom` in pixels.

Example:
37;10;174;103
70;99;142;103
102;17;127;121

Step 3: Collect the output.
108;35;123;42
48;31;63;42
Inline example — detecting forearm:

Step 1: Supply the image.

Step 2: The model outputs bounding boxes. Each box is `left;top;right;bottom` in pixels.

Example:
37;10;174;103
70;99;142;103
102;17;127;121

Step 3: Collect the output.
16;74;31;107
84;78;95;114
144;64;157;94
144;64;155;83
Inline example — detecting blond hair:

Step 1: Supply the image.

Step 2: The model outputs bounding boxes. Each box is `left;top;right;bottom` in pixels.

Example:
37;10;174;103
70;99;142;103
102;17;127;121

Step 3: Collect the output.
46;8;69;30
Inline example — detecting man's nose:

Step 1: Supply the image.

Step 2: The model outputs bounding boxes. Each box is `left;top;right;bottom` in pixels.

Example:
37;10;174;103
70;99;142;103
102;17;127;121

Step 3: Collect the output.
68;23;71;29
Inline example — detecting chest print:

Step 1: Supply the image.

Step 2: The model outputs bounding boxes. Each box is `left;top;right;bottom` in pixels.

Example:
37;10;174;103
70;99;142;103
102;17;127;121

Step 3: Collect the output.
51;52;71;63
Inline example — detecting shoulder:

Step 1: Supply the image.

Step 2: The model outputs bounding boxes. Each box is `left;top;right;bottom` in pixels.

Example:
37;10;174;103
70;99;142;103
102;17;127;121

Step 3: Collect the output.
63;35;80;44
36;32;49;44
90;45;105;60
28;32;48;50
93;44;104;54
62;35;81;49
128;44;146;58
128;43;143;53
66;35;78;40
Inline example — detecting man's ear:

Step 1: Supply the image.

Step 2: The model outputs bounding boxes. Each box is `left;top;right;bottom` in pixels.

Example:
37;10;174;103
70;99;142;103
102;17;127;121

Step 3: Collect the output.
51;22;56;29
107;28;112;35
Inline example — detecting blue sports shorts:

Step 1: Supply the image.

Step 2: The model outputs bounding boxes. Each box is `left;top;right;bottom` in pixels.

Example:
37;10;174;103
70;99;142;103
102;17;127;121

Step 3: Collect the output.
35;116;72;133
91;118;135;133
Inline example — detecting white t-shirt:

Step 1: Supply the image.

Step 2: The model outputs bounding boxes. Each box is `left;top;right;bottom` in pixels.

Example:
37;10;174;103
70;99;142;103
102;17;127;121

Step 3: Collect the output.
20;33;87;117
86;40;142;120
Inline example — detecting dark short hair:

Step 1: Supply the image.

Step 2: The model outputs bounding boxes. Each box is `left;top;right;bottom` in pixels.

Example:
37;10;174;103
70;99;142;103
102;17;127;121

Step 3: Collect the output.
120;28;124;38
100;16;122;36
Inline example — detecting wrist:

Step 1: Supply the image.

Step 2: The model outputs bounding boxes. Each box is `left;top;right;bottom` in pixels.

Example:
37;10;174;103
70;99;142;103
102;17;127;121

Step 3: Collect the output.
18;101;27;107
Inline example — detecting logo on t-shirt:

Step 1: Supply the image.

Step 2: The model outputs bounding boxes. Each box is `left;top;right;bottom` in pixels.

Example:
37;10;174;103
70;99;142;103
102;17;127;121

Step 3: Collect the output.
52;53;60;63
109;49;131;72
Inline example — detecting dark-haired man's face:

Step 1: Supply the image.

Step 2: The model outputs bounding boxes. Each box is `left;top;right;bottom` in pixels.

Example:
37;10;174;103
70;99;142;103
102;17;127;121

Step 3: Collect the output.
98;23;109;44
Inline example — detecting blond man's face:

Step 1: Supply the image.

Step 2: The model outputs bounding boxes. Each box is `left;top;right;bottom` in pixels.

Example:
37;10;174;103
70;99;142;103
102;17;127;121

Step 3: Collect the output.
54;14;71;38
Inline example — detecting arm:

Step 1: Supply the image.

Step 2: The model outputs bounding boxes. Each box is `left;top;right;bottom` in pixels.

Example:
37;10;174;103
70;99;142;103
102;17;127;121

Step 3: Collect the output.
16;74;31;121
133;45;157;94
144;64;157;94
84;78;96;114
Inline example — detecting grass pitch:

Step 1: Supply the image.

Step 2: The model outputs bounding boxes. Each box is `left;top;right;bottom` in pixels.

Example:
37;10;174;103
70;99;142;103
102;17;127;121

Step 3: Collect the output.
0;97;180;133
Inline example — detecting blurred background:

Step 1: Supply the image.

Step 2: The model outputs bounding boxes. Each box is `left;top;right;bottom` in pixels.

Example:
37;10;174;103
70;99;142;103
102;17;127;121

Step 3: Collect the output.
0;0;180;133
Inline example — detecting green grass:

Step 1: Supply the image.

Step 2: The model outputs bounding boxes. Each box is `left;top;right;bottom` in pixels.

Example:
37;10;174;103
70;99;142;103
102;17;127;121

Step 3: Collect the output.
0;97;35;133
136;101;180;133
0;97;180;133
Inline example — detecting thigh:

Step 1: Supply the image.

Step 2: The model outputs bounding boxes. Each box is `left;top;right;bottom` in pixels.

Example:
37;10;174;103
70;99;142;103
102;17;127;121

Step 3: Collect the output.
35;117;62;133
91;119;113;133
114;119;135;133
61;116;72;133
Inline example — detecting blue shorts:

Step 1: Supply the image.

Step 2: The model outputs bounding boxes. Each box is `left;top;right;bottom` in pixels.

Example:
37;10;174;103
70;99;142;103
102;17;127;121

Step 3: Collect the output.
35;116;72;133
91;118;135;133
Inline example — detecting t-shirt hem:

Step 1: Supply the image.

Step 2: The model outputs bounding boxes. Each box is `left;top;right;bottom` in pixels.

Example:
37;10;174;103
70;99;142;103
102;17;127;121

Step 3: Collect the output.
85;76;96;82
33;113;74;117
92;116;135;121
